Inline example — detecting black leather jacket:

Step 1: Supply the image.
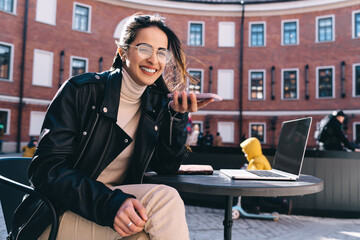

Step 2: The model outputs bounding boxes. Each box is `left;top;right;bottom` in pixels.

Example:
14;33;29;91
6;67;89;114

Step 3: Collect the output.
12;69;188;239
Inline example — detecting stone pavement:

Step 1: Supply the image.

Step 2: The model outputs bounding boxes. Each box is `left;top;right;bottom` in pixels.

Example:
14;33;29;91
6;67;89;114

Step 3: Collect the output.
1;204;360;240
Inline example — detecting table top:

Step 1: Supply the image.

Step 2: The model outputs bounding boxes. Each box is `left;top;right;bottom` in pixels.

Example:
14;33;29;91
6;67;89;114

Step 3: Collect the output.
144;170;323;197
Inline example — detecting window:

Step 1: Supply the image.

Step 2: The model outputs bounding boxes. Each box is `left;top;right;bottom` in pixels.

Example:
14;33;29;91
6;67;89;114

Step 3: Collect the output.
0;0;15;13
218;22;235;47
218;122;234;143
282;20;298;45
317;67;334;98
353;64;360;97
353;11;360;38
188;22;204;46
73;3;91;32
249;70;265;100
316;15;334;42
282;69;299;100
36;0;57;25
0;110;10;134
250;22;265;47
71;57;87;77
188;69;203;93
29;111;45;136
0;42;13;81
32;49;53;87
250;123;265;143
217;69;234;100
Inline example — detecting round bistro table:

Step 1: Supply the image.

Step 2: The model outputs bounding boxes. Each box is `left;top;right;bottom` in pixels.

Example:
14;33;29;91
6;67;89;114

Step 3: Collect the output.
144;170;323;240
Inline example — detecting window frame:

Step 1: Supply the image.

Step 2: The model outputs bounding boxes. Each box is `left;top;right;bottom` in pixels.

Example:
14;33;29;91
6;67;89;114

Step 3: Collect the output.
0;108;11;135
218;121;235;143
29;111;46;136
0;41;14;82
249;21;266;47
72;2;92;33
353;122;360;143
249;122;266;144
70;56;88;78
281;19;299;46
188;68;204;93
32;49;54;87
281;68;299;100
316;66;335;99
248;69;266;101
353;63;360;97
35;0;57;26
188;21;205;47
0;0;17;14
316;15;335;43
218;21;235;47
352;10;360;39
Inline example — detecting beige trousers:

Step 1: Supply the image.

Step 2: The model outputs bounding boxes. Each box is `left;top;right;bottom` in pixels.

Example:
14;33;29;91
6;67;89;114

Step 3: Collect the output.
39;184;189;240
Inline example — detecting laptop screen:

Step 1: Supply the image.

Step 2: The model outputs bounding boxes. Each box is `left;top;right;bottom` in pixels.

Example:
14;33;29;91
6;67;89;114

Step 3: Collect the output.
272;117;312;175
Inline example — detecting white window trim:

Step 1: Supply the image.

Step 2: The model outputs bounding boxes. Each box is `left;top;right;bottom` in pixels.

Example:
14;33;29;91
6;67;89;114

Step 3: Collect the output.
353;122;360;142
353;10;360;39
32;49;54;87
217;69;234;100
0;108;11;135
248;69;266;101
353;63;360;97
249;122;266;144
315;14;335;43
72;2;92;33
249;21;266;47
29;111;46;136
281;19;299;46
0;0;17;14
188;68;204;93
193;120;203;133
70;56;89;78
316;66;335;99
218;121;234;143
281;68;300;100
0;41;14;82
218;21;235;47
187;21;205;47
35;0;57;26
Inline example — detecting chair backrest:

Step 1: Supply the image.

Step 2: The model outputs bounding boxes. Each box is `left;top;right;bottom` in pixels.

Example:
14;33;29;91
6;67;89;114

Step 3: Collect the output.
0;157;32;233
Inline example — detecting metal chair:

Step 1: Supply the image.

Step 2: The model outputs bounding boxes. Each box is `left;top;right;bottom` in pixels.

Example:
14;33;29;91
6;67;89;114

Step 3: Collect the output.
0;157;58;240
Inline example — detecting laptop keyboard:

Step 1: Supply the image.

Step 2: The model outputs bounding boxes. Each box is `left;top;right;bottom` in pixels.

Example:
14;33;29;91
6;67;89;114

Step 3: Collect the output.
247;170;285;178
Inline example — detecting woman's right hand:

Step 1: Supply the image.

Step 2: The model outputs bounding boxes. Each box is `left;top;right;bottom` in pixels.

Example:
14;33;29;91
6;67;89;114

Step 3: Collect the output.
113;198;148;237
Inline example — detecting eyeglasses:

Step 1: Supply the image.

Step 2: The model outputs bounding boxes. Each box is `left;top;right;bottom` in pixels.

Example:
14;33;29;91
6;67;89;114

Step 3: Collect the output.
127;43;172;64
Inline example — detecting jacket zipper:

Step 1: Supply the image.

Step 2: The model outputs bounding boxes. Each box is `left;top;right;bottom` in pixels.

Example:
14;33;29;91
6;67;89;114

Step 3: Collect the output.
169;110;181;146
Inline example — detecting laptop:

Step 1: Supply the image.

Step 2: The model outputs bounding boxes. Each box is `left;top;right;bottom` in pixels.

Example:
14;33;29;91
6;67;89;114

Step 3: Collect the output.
220;117;312;181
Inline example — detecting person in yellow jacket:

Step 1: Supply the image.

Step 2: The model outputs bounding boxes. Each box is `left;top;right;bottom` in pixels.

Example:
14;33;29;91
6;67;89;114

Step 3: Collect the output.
240;137;271;170
22;137;37;157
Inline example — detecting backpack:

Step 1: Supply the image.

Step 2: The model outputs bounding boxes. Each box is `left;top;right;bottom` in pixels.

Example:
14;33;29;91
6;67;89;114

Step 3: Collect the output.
314;116;330;142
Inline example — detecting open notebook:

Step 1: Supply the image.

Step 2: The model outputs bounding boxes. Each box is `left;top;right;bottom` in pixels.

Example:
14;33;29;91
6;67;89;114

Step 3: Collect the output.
220;117;312;181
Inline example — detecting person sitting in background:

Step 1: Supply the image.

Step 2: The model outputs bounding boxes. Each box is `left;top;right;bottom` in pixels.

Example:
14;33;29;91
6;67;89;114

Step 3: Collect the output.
214;132;223;146
317;110;360;152
22;137;38;157
240;137;271;170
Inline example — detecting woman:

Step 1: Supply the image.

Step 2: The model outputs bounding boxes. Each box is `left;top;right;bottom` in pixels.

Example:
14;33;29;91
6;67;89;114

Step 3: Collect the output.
10;14;214;240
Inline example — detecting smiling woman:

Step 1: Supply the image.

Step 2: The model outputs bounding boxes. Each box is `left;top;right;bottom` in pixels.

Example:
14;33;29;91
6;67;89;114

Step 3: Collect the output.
9;13;215;240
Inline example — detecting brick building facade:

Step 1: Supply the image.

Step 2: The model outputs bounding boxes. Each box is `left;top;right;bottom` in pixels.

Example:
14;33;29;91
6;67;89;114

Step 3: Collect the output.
0;0;359;152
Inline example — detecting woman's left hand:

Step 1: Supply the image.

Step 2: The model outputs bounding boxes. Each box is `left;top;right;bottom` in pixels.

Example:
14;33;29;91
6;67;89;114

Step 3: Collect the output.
169;91;214;113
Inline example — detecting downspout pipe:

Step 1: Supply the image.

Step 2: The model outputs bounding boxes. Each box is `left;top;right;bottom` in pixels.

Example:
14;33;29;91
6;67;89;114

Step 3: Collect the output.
239;0;245;142
16;0;29;152
59;50;65;88
208;66;213;93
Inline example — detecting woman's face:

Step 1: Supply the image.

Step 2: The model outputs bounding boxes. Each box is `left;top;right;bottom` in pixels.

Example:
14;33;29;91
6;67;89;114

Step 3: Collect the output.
122;26;168;86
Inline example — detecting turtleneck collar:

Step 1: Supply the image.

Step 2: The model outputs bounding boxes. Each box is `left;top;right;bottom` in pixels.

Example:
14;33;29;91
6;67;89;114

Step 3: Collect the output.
121;68;147;102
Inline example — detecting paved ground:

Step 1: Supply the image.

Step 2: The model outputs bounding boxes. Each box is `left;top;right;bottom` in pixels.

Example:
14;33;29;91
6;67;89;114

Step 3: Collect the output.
1;204;360;240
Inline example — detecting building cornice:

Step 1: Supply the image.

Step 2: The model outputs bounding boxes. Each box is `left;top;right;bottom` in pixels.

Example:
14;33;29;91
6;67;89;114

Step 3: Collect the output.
95;0;360;16
0;95;51;106
191;109;360;116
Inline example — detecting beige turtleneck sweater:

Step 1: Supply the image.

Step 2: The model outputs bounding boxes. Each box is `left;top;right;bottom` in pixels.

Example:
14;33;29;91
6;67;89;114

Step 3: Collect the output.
97;68;146;186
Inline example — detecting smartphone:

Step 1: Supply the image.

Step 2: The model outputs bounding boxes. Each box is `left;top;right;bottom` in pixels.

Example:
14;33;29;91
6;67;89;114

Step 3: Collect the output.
167;92;223;102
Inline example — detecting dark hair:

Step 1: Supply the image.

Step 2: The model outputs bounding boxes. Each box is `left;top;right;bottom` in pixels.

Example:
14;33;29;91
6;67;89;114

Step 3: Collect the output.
111;13;194;89
332;110;345;117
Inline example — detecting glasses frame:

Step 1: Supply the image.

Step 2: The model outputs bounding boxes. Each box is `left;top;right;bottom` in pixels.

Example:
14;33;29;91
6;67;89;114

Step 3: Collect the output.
127;43;172;64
